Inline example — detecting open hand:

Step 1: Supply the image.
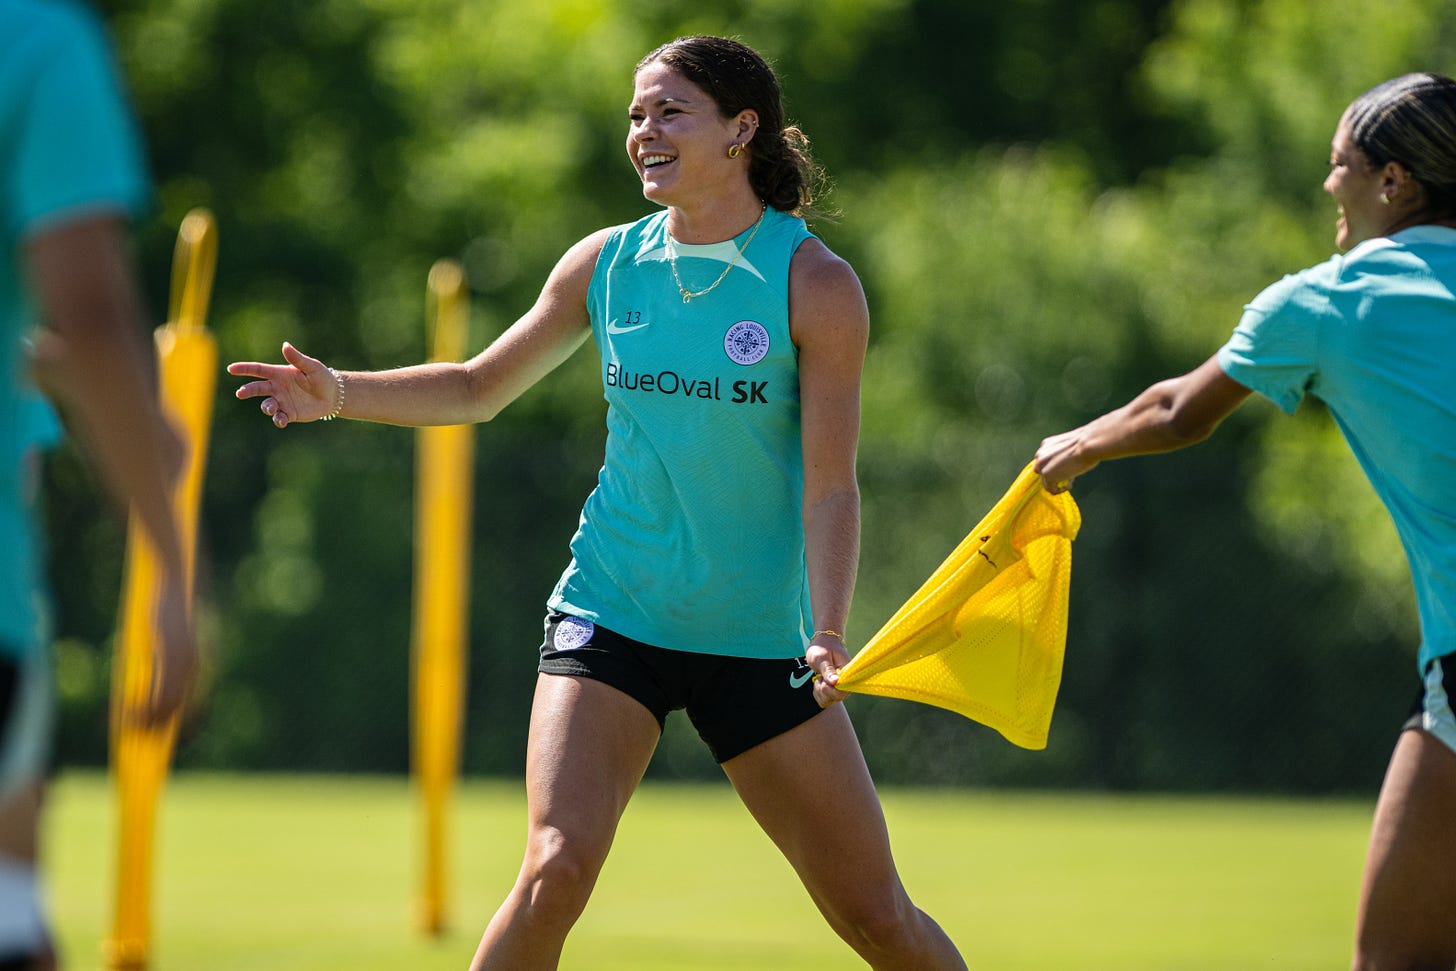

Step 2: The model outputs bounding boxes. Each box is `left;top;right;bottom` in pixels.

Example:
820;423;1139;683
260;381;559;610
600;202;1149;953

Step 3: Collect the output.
228;342;339;428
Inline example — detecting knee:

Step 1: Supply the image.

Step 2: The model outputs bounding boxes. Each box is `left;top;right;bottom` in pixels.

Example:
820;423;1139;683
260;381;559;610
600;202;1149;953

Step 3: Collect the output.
830;890;923;959
514;828;607;925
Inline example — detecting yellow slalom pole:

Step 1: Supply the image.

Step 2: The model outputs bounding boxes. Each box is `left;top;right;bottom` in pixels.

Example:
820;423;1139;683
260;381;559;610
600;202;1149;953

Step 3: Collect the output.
411;259;475;935
104;208;218;970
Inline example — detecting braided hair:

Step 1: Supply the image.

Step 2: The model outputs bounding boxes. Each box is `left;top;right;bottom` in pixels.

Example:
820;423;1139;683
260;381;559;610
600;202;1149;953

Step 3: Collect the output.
1346;73;1456;218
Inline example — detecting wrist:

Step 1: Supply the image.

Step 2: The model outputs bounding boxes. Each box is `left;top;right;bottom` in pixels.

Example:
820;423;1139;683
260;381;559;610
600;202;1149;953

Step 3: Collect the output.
320;367;345;421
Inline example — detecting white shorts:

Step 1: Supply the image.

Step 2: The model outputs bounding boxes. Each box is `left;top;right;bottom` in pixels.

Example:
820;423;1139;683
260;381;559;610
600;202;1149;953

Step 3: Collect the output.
0;651;53;806
1405;656;1456;757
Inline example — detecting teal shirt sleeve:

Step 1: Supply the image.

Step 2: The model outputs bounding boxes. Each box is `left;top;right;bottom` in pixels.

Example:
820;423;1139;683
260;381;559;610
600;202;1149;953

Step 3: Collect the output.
7;4;151;236
1216;260;1337;416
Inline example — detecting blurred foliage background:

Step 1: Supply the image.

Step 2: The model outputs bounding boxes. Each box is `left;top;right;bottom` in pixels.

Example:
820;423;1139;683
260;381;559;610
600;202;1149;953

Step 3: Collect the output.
42;0;1456;793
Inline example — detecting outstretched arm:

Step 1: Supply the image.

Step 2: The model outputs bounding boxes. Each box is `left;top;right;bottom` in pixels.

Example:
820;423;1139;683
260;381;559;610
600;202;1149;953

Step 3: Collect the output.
790;239;869;708
1034;355;1253;492
228;229;609;428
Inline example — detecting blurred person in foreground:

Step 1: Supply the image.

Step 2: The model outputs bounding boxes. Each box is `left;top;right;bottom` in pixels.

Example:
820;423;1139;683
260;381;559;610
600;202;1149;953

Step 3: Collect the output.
230;34;966;971
1035;73;1456;971
2;1;199;967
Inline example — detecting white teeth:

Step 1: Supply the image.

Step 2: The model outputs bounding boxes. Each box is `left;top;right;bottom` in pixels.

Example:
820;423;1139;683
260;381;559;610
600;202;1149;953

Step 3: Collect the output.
642;155;674;167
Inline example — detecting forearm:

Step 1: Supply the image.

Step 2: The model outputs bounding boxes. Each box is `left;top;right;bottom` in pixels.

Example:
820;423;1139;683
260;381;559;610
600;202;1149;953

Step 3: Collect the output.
803;486;860;637
1036;357;1250;488
333;361;486;426
1075;379;1219;463
336;318;591;427
62;336;185;572
27;219;184;573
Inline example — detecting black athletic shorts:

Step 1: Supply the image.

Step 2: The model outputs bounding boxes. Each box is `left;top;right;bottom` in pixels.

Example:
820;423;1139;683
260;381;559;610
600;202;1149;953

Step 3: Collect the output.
537;611;824;763
1402;655;1456;752
0;654;17;739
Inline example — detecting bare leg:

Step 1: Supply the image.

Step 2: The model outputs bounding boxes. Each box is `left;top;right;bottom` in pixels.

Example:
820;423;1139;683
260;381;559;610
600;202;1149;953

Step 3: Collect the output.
0;783;42;862
1353;729;1456;971
722;706;967;970
0;783;55;971
469;674;660;971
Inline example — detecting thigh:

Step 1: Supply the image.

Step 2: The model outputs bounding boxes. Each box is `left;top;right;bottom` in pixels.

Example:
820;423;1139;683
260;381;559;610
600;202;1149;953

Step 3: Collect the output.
537;612;673;730
721;705;905;901
686;653;822;763
1355;728;1456;969
522;673;661;849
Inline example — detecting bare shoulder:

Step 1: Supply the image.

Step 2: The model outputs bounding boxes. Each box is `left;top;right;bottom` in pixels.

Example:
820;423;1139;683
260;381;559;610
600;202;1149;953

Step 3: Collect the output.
571;225;617;261
790;236;864;293
550;226;615;284
532;226;616;316
789;236;869;346
506;226;618;348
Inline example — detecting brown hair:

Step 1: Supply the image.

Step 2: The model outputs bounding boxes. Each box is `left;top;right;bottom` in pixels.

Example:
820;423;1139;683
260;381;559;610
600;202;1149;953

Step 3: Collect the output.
636;36;828;217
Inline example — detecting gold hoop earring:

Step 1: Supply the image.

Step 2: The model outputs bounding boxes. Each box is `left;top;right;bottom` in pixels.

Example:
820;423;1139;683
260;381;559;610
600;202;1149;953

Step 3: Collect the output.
1381;193;1391;205
727;144;743;160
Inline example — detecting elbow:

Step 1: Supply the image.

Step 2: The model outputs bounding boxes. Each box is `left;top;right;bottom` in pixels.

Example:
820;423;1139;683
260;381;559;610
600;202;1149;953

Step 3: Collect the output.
1135;378;1223;451
803;481;861;521
460;362;502;423
1160;409;1219;448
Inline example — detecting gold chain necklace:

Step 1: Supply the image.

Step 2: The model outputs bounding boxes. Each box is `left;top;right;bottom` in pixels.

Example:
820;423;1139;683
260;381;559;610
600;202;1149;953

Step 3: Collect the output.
667;203;767;303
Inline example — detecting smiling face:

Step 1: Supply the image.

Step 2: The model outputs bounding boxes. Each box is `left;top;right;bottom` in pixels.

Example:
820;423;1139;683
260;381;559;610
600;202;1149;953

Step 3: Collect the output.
626;61;755;209
1325;115;1390;250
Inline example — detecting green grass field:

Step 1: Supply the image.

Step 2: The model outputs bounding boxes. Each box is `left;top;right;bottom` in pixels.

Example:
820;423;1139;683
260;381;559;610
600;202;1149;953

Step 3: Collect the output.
44;772;1370;970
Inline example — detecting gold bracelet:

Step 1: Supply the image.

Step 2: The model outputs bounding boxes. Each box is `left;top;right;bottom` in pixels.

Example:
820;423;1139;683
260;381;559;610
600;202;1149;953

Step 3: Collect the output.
320;366;345;421
813;629;843;640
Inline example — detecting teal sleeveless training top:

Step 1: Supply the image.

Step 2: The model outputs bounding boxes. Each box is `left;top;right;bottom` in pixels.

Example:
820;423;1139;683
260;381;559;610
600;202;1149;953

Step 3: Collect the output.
549;206;816;659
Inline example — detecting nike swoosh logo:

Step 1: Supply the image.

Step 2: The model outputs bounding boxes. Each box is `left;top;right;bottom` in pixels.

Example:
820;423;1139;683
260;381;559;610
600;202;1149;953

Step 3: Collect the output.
606;319;650;335
789;669;815;689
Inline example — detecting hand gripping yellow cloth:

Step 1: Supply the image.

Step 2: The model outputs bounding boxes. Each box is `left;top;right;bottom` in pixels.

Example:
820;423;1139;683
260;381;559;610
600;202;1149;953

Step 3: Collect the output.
836;462;1080;749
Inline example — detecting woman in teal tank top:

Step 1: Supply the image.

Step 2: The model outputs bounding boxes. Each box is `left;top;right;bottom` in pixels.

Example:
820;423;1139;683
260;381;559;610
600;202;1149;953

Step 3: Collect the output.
232;35;967;971
1035;73;1456;970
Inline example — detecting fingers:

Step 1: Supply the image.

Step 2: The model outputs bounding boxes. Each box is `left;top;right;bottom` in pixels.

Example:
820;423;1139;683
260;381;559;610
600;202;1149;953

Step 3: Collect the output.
806;637;850;708
1033;433;1081;494
224;360;269;379
228;343;315;428
230;381;291;428
1043;474;1074;494
813;673;848;708
226;343;316;386
259;397;288;428
229;374;285;426
281;340;324;374
133;589;198;729
227;368;283;402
